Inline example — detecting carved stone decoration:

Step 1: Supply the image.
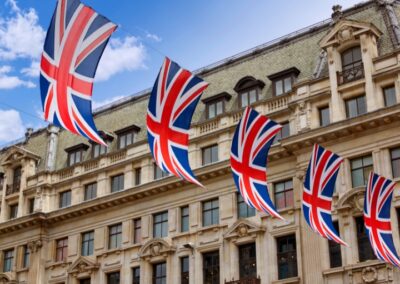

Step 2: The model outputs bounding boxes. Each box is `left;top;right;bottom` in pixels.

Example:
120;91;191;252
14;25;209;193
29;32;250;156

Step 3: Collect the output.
331;5;343;24
361;266;378;283
337;187;365;214
337;26;355;43
138;239;176;262
237;224;249;238
0;273;16;284
224;219;265;242
150;242;161;257
68;256;99;278
28;239;43;253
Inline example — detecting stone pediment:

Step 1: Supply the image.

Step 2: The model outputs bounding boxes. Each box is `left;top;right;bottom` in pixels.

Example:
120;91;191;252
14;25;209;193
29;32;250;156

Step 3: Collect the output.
224;219;265;241
337;187;365;213
68;256;99;277
320;19;382;49
0;273;16;284
138;239;176;261
1;146;40;166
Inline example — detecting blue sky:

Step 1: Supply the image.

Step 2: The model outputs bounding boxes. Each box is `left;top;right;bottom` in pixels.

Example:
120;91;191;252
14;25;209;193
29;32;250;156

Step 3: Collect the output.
0;0;362;145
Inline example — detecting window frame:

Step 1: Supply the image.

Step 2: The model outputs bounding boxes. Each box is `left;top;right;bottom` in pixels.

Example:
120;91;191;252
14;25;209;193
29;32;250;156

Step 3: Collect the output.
111;174;124;193
181;256;189;284
3;249;14;272
328;221;342;268
319;106;330;127
341;46;362;71
134;168;141;186
153;262;167;284
81;231;94;256
391;148;400;179
274;180;294;210
55;237;68;262
202;144;219;166
65;144;89;167
84;183;97;201
274;122;290;144
239;88;259;108
92;143;108;158
9;203;18;219
237;193;256;219
153;211;168;238
22;245;30;268
59;190;72;209
355;216;376;262
203;251;220;284
133;218;142;244
108;223;122;250
202;199;219;227
350;155;373;188
345;95;367;118
276;234;298;280
383;85;397;107
132;267;140;284
107;271;120;284
153;164;170;180
239;243;257;279
116;125;140;150
181;206;190;233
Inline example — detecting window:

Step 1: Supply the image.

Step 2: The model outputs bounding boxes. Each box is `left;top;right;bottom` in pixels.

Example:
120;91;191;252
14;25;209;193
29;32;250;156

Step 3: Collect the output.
181;206;189;232
339;46;363;84
268;67;300;97
207;99;224;119
12;166;21;191
384;85;397;107
116;125;139;149
9;204;18;219
84;183;97;201
202;144;218;165
237;193;256;218
107;272;120;284
59;190;71;208
80;279;91;284
234;76;265;108
3;249;13;272
132;267;140;284
391;148;400;178
319;106;330;127
108;224;122;249
181;256;189;284
154;165;170;180
202;199;219;227
81;231;94;256
28;198;35;214
355;216;376;262
328;221;342;268
351;155;373;188
274;122;290;144
274;180;294;210
240;89;258;107
277;234;298;280
203;251;219;284
111;174;124;192
153;262;166;284
66;144;89;166
92;143;107;158
153;211;168;238
135;168;141;186
345;95;366;118
133;218;142;244
56;238;68;262
239;243;257;278
23;245;30;268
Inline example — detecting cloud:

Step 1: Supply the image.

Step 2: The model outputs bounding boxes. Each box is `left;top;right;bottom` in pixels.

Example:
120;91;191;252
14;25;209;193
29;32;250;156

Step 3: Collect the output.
21;60;40;77
0;0;45;60
0;65;35;89
0;109;25;142
92;95;126;109
95;36;146;81
146;32;162;42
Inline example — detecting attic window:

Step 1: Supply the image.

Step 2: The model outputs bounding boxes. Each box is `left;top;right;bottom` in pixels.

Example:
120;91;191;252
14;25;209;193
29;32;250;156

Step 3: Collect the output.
65;143;89;166
234;76;265;108
115;125;141;149
202;92;232;119
268;67;300;96
91;131;114;158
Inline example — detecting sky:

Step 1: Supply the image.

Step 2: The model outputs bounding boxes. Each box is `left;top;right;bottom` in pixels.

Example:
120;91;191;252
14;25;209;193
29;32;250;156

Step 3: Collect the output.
0;0;364;146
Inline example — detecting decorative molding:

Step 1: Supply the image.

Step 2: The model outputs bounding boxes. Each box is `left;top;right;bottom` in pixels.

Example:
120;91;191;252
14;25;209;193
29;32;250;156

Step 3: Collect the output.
27;239;43;253
224;219;265;241
68;256;99;278
138;238;176;262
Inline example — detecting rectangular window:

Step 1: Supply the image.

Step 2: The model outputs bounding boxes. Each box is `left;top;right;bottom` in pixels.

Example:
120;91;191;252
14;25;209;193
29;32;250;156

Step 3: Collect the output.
80;279;91;284
59;190;71;208
153;262;167;284
391;148;400;179
207;99;224;119
202;199;219;227
239;243;257;278
277;234;298;280
28;198;35;214
84;183;97;201
202;144;218;165
12;166;21;191
154;164;170;180
133;218;142;244
56;238;68;262
274;76;293;96
132;267;140;284
68;149;83;166
237;193;256;218
9;204;18;219
345;95;367;118
81;231;94;256
107;272;120;284
356;216;376;262
135;168;141;186
181;256;189;284
92;143;107;158
181;206;189;232
153;211;168;238
328;221;342;268
319;106;330;127
384;85;397;107
108;224;122;249
23;245;30;268
3;249;14;272
274;180;294;210
111;174;124;192
117;127;137;149
203;251;219;284
351;155;373;188
240;89;258;107
274;122;290;144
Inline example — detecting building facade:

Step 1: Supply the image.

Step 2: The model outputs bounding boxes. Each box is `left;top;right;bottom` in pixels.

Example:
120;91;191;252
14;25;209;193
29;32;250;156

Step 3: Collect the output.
2;1;400;283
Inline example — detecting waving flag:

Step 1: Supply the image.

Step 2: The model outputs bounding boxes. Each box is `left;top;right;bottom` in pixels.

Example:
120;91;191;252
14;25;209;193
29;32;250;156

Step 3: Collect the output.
147;58;209;187
40;0;117;145
230;107;283;219
364;172;400;267
303;144;346;246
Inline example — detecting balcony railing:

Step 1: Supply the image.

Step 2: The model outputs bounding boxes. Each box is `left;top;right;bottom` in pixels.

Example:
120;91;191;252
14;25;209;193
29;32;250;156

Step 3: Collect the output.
6;183;20;195
337;63;364;85
225;277;261;284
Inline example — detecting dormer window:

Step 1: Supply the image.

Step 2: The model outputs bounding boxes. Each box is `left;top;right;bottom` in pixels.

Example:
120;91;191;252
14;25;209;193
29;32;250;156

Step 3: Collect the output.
234;76;265;108
339;46;363;84
115;125;140;149
65;143;89;167
268;67;300;97
12;166;21;191
202;92;231;119
91;131;114;158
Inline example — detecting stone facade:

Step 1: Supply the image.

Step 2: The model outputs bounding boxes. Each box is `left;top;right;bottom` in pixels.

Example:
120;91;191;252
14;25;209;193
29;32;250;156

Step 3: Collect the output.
2;1;400;283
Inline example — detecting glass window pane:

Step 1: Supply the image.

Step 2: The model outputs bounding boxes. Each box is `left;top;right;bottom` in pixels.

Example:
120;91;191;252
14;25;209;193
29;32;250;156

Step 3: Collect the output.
320;107;330;126
346;99;358;118
391;148;400;159
384;86;397;107
249;90;257;104
216;101;223;115
241;92;249;107
275;80;283;96
209;104;216;119
284;77;292;92
357;96;366;115
352;169;364;188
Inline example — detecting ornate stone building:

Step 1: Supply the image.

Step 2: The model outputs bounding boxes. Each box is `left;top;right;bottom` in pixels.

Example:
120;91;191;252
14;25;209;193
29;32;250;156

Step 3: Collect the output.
2;1;400;283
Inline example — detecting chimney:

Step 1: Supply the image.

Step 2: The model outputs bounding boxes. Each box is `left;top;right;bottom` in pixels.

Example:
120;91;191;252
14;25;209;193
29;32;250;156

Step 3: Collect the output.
45;125;60;171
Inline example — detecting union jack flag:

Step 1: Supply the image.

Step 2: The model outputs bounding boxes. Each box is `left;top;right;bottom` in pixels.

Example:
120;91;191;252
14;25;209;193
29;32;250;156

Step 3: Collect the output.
230;107;283;219
364;172;400;267
303;144;347;246
147;58;209;187
40;0;117;145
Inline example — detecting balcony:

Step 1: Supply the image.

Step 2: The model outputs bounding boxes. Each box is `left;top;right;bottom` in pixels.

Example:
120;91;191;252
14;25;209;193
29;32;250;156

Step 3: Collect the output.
337;63;364;85
225;277;261;284
6;183;20;195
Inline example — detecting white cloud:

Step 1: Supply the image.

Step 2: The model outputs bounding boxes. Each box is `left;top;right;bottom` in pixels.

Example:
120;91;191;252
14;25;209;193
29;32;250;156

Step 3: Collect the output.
21;60;40;77
92;95;126;109
0;109;25;142
95;36;146;81
146;32;162;42
0;65;35;89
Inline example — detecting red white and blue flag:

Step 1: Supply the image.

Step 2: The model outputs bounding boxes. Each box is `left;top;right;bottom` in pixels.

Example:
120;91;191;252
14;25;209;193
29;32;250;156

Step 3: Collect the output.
303;144;347;246
364;172;400;267
40;0;117;145
147;58;209;187
230;107;283;219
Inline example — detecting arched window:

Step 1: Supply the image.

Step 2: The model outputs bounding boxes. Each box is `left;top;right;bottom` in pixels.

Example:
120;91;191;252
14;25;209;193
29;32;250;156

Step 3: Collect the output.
234;76;265;108
339;46;363;84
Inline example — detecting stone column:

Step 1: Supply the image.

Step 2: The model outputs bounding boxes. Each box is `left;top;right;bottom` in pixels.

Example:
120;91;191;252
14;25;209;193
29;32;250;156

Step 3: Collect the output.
0;170;9;222
124;163;133;189
327;46;346;122
141;158;153;184
45;125;60;171
97;172;108;197
27;239;44;284
17;159;27;218
71;180;82;205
